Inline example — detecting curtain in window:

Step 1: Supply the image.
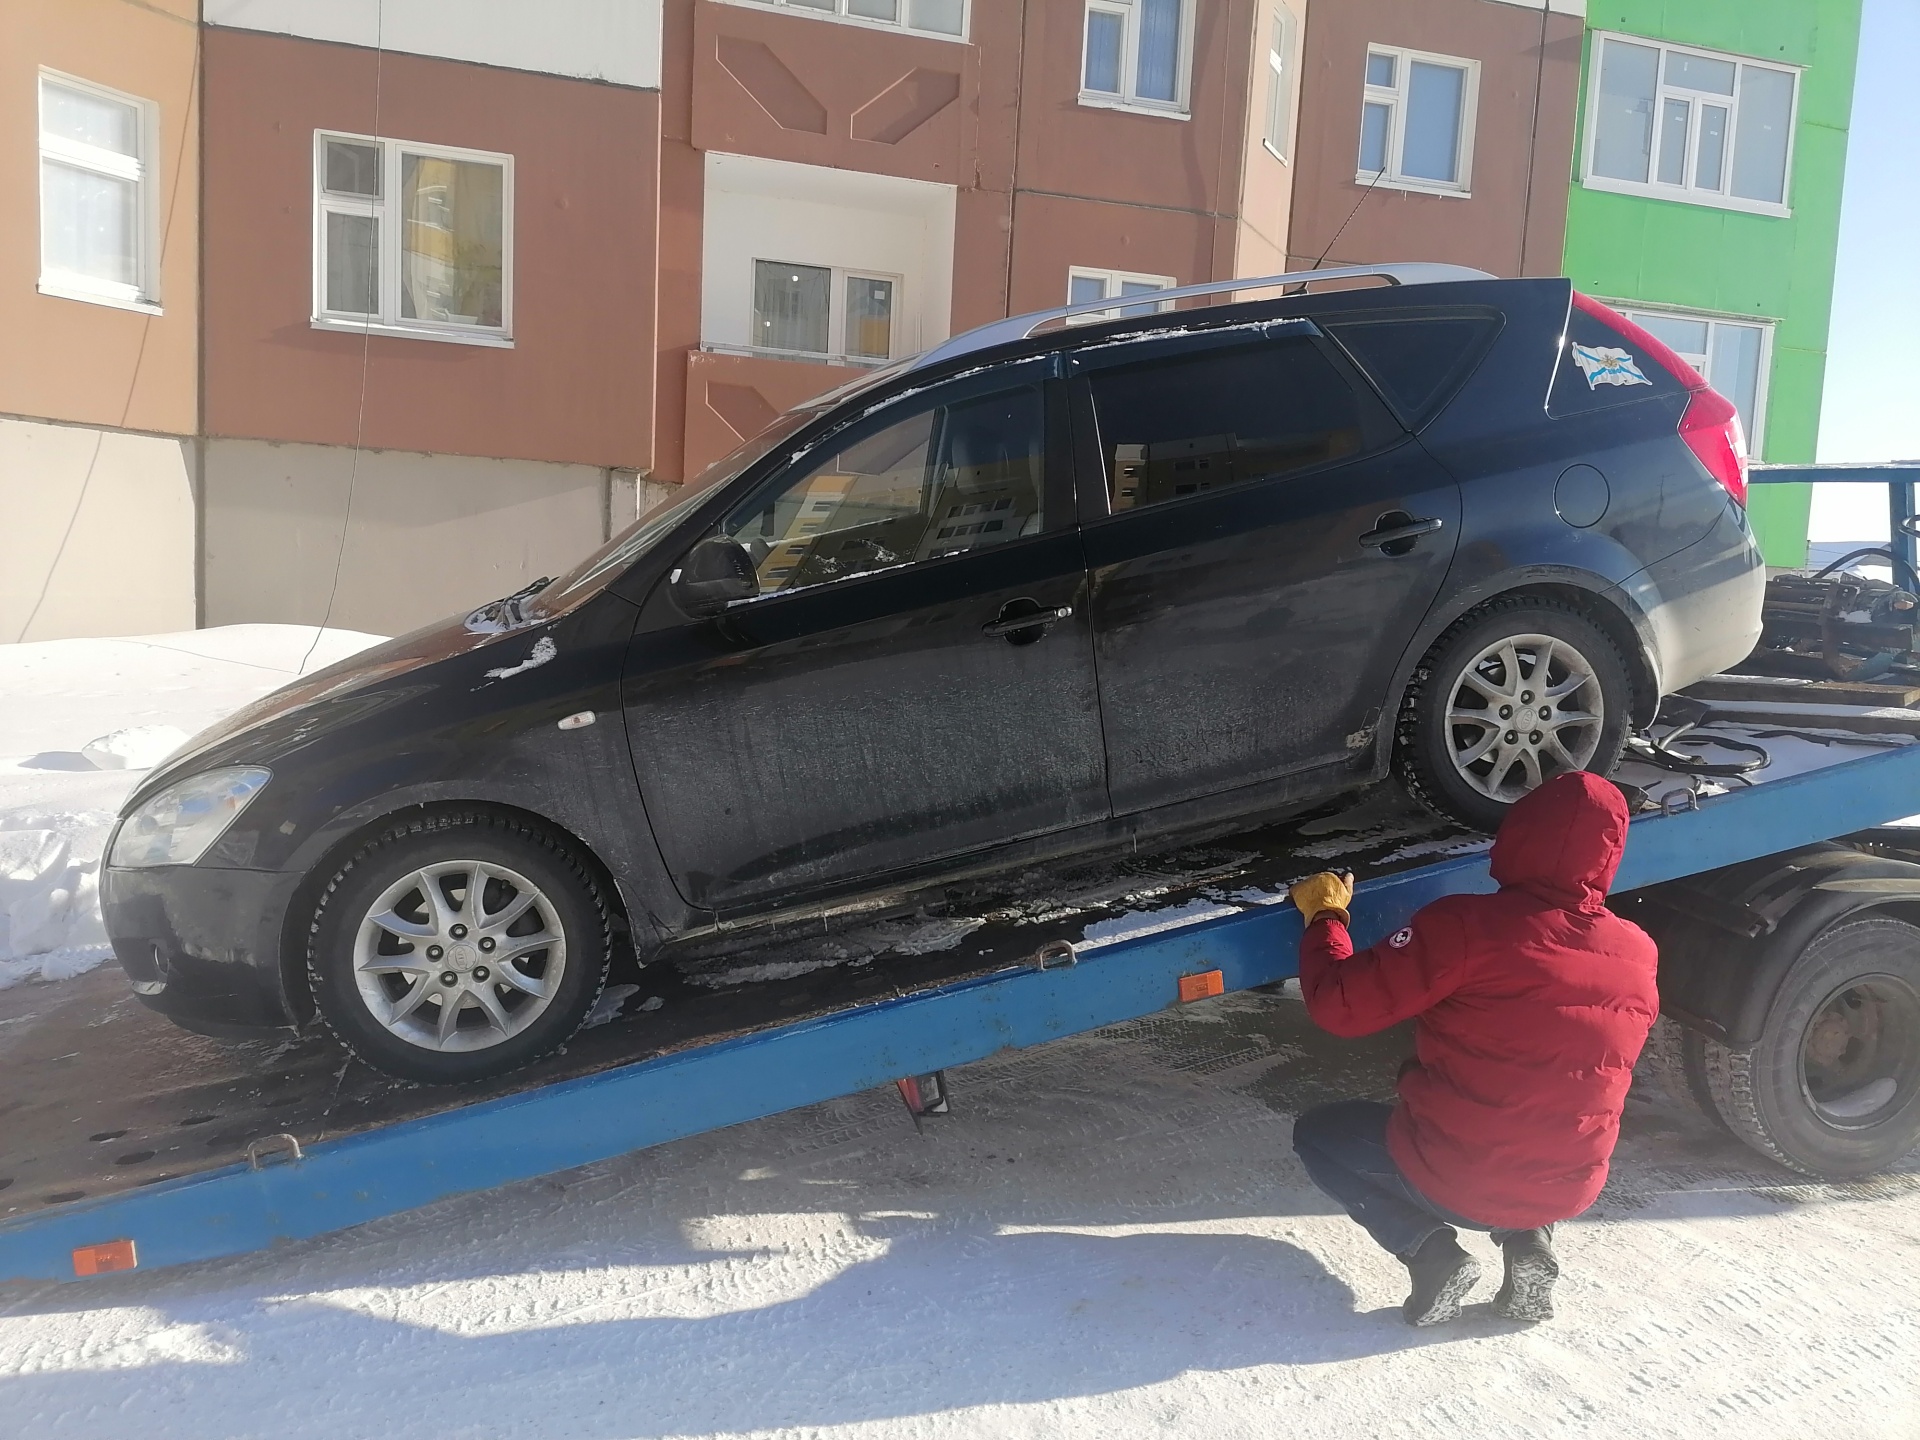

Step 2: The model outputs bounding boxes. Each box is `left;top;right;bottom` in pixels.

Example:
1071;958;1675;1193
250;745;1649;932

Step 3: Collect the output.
1084;10;1122;93
399;155;503;327
42;164;137;286
1136;0;1181;102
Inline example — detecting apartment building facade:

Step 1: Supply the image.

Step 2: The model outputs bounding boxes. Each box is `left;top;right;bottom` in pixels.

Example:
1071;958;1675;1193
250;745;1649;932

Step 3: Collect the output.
1562;0;1863;566
1286;0;1588;278
2;0;201;643
6;0;1310;640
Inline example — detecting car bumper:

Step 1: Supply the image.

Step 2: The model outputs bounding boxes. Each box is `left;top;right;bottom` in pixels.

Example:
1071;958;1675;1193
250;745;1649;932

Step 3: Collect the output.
103;864;305;1030
1625;502;1767;694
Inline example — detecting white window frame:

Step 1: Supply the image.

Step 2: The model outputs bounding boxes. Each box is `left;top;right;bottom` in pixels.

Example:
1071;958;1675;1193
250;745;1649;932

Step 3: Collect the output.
311;130;515;349
1078;0;1196;120
748;260;908;365
1356;45;1479;197
1615;301;1776;454
1263;7;1298;162
1064;266;1177;324
37;70;161;314
718;0;970;44
1581;32;1801;219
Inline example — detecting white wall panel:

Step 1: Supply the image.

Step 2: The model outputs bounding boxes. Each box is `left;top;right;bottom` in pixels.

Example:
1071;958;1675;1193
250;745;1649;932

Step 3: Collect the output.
702;152;956;359
205;0;662;89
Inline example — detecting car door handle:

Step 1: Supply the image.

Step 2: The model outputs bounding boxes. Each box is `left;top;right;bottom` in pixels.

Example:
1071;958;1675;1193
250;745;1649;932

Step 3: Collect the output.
982;604;1074;639
1358;517;1445;550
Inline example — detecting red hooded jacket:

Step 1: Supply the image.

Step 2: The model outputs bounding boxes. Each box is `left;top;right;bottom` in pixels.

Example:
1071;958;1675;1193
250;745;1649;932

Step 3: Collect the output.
1298;772;1659;1229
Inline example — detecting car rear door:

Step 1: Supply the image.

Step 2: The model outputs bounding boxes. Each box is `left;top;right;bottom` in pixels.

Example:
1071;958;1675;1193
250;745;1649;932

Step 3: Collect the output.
1073;321;1462;815
622;359;1107;916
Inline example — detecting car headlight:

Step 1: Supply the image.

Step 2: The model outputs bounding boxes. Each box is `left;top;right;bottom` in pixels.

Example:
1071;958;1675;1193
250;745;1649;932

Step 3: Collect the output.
109;768;272;869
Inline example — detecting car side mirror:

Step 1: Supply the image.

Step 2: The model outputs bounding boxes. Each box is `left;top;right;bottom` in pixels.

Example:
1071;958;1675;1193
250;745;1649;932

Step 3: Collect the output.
671;536;758;618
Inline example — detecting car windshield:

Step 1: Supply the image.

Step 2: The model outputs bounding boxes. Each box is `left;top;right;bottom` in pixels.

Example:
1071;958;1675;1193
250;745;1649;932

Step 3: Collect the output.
527;361;921;618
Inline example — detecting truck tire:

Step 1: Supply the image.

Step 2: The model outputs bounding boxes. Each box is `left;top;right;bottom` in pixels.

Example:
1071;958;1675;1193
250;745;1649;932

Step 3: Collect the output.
1697;914;1920;1179
1395;597;1633;833
307;809;611;1085
1641;1015;1730;1133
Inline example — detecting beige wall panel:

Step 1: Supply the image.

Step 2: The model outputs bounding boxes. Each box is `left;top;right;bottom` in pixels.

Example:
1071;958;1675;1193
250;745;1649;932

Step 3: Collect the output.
0;0;199;436
203;440;610;635
0;418;195;643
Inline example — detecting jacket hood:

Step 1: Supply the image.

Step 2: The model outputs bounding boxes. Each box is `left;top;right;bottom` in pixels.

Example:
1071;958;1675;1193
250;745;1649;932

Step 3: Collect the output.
1488;771;1630;913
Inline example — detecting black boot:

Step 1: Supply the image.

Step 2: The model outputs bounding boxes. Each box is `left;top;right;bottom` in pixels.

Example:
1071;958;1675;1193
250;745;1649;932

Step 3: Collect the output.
1492;1227;1559;1322
1401;1229;1480;1327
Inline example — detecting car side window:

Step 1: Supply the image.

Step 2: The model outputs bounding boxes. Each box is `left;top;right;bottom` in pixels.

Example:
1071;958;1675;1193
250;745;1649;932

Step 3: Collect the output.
1087;339;1369;512
724;385;1045;595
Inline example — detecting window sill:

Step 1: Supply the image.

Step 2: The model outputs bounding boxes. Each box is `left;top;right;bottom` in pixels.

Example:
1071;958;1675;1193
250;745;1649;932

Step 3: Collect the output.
1077;91;1191;122
1353;172;1471;199
310;318;515;349
700;341;890;369
38;279;161;316
710;0;969;45
1578;172;1791;219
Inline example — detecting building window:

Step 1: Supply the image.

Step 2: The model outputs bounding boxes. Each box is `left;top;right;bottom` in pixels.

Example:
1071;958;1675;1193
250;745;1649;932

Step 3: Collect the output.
1264;9;1297;160
314;132;512;344
1081;0;1191;116
1584;33;1798;215
752;260;901;362
1357;46;1478;195
731;0;966;40
1066;267;1176;323
1622;306;1773;450
38;72;157;311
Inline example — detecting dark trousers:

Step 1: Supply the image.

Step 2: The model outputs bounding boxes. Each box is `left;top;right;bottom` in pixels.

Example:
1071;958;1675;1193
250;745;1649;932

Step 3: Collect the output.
1293;1099;1544;1259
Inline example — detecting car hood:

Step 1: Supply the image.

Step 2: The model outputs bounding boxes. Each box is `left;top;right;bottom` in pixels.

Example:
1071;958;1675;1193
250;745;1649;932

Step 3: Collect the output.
121;613;525;815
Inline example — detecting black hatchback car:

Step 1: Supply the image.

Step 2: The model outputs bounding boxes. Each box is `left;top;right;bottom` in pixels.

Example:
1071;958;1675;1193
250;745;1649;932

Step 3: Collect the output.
104;265;1763;1081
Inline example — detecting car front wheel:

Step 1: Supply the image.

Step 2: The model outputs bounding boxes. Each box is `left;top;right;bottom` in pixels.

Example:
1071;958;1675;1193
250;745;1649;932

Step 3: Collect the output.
306;810;611;1084
1395;596;1633;832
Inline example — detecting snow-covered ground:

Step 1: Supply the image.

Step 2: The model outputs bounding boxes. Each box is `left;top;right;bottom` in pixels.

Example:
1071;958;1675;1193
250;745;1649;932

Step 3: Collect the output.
0;627;382;987
0;992;1914;1439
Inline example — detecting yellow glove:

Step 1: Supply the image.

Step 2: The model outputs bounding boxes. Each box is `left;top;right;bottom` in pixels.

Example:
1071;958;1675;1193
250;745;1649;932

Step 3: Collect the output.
1290;870;1354;927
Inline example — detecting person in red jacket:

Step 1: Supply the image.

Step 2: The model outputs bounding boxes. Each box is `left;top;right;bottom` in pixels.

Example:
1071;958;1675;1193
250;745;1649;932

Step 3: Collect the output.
1286;770;1659;1327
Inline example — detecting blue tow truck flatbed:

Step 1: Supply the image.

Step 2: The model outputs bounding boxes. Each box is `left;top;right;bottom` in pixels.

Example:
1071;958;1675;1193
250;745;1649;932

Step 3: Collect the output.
5;693;1920;1285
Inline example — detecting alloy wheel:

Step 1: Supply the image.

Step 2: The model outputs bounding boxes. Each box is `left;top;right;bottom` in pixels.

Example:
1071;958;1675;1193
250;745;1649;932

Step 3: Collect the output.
352;860;568;1053
1443;632;1605;802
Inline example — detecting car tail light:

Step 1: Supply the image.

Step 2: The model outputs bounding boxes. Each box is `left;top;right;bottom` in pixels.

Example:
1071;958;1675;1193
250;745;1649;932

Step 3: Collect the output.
1572;291;1748;507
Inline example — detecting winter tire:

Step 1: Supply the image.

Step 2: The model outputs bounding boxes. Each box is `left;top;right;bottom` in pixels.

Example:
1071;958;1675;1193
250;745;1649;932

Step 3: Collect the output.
307;810;611;1084
1698;914;1920;1179
1640;1015;1732;1135
1395;597;1633;833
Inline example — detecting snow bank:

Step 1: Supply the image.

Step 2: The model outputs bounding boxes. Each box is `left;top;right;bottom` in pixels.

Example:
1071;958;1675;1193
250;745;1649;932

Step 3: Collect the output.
0;625;383;988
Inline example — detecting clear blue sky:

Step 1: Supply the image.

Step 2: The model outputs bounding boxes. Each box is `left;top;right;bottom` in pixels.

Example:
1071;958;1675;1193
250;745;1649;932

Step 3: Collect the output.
1810;0;1920;539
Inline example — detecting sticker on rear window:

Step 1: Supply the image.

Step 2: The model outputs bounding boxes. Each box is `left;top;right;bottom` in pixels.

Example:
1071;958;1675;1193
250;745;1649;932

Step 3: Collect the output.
1571;342;1651;389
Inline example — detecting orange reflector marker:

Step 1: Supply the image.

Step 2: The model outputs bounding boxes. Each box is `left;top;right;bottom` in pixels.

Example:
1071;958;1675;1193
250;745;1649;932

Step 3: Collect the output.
72;1239;138;1277
1178;970;1225;1003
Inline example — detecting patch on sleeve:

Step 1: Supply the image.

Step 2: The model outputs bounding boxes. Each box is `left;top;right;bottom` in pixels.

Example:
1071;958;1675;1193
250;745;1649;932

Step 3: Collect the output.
1388;926;1414;950
1571;342;1651;389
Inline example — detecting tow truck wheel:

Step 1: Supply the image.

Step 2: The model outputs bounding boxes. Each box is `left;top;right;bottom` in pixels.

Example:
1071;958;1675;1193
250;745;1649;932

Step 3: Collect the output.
1698;915;1920;1179
306;810;611;1085
1395;596;1632;833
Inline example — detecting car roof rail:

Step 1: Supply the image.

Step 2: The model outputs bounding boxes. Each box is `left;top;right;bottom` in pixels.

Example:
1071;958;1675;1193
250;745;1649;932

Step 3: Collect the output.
911;262;1498;372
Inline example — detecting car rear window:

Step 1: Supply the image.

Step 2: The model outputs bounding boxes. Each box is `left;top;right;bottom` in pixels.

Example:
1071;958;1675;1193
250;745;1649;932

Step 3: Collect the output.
1548;299;1693;417
1321;309;1503;428
1086;339;1371;513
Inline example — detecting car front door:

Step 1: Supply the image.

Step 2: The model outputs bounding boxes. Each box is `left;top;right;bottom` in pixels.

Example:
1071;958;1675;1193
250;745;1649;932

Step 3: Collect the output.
623;360;1107;916
1073;323;1462;815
